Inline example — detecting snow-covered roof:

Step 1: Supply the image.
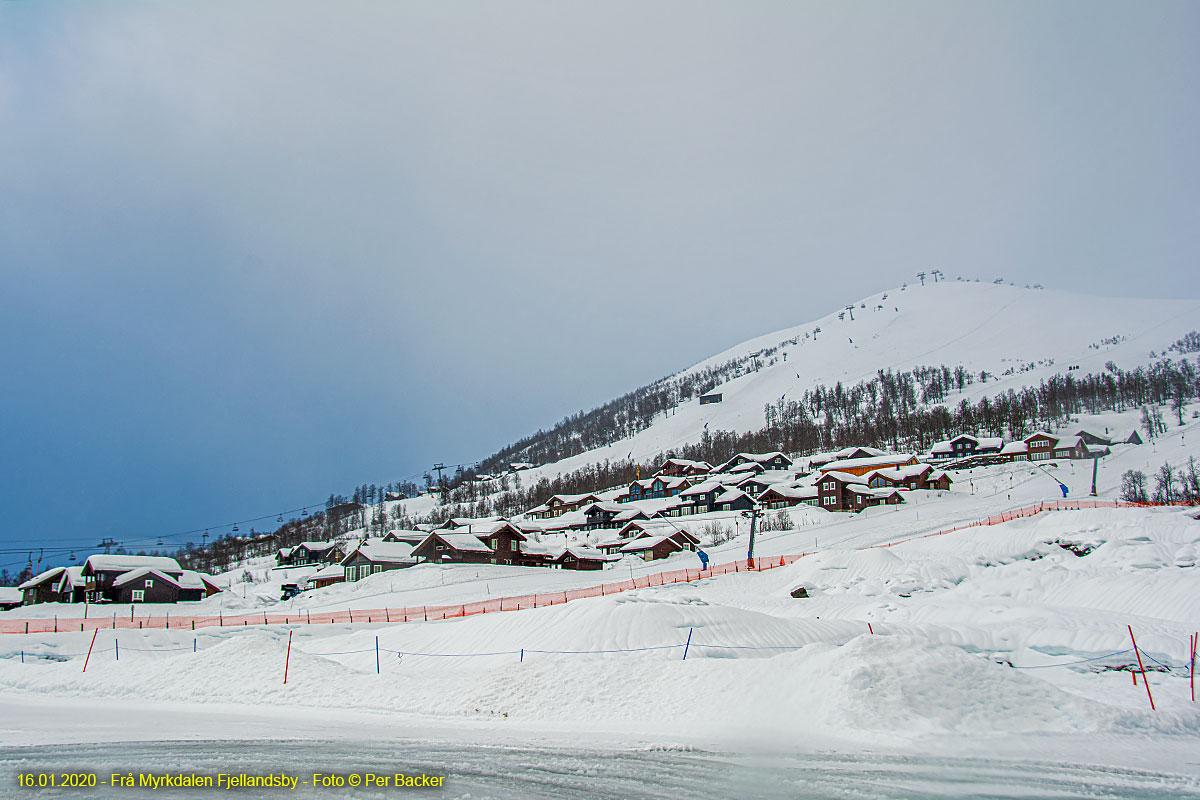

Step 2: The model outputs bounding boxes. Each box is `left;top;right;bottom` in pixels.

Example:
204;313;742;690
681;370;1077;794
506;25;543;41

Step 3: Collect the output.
847;485;902;499
1025;431;1057;441
819;470;869;485
680;478;732;496
425;532;494;553
1000;441;1028;454
306;563;345;583
976;437;1004;450
619;534;678;553
583;501;625;514
558;545;611;561
112;568;181;588
759;483;818;500
179;570;219;591
867;464;933;481
820;453;915;472
1055;435;1084;449
658;458;711;471
0;586;22;605
54;566;84;592
344;540;416;564
437;516;503;529
298;541;340;553
383;529;427;542
833;445;886;459
84;554;182;574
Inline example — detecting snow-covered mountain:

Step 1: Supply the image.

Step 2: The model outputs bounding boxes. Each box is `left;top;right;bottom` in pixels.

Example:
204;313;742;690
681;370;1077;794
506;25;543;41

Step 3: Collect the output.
521;281;1200;480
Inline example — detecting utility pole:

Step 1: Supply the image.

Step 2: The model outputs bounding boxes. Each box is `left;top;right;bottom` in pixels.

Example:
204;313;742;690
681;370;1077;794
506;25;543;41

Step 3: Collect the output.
1090;456;1099;497
746;507;760;562
845;305;855;321
97;538;118;555
432;463;447;496
917;271;926;286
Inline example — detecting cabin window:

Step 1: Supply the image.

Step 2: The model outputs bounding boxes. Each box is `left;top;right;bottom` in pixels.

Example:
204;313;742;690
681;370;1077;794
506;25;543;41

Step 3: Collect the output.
131;590;144;602
345;568;354;582
145;579;154;588
823;482;834;490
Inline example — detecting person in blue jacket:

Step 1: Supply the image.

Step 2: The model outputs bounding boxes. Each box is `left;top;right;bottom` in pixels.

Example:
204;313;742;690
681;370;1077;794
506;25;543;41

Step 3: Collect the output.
697;548;709;570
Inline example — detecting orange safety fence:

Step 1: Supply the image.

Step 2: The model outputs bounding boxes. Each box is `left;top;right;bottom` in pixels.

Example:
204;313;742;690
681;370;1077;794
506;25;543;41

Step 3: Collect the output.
1;499;1186;635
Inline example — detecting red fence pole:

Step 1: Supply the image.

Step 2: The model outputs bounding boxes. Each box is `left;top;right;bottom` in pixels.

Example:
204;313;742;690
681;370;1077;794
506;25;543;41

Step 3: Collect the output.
81;629;98;673
1190;632;1196;703
1128;625;1155;710
283;630;294;685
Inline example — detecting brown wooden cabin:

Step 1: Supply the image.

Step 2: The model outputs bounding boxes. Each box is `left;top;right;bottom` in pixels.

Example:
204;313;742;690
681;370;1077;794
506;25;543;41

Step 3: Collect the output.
655;458;712;478
846;486;904;512
1024;432;1057;461
818;453;919;477
82;555;184;603
618;529;700;561
382;529;427;545
177;571;221;601
111;568;182;604
341;540;417;582
757;484;818;509
526;493;603;519
816;471;868;511
553;546;610;571
411;532;495;564
715;452;793;473
1053;435;1089;459
18;567;69;605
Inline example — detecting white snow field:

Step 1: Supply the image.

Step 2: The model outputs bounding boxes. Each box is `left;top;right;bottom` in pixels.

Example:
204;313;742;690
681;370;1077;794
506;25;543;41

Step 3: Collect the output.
2;499;1199;796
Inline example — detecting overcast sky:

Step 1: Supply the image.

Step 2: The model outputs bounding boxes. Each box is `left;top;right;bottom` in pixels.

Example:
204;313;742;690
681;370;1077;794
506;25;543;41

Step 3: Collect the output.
1;1;1197;568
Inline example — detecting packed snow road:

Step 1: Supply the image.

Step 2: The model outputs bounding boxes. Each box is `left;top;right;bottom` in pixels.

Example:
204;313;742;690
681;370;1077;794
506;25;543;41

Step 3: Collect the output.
3;739;1199;800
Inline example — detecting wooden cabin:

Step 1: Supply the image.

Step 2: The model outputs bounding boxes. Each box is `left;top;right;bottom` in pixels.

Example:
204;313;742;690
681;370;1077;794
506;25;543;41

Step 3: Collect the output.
82;555;184;603
111;568;182;604
655;458;712;478
411;532;496;565
553;546;610;571
757;484;819;509
177;571;221;601
714;452;793;474
1024;432;1058;461
818;453;919;477
18;567;69;605
341;540;417;582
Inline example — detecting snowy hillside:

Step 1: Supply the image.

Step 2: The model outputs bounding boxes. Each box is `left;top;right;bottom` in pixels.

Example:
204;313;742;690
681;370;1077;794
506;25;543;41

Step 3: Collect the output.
517;281;1200;481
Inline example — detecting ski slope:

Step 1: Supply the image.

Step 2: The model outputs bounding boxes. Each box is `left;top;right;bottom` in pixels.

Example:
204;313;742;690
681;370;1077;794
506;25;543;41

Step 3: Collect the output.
517;281;1200;482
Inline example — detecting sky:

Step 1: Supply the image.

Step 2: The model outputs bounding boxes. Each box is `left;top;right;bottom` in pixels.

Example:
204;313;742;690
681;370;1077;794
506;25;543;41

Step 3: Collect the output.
1;1;1197;571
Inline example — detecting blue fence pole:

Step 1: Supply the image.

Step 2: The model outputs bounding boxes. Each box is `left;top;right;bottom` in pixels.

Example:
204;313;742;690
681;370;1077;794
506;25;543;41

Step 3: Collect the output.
520;648;524;663
683;628;693;660
375;637;380;674
115;640;119;661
